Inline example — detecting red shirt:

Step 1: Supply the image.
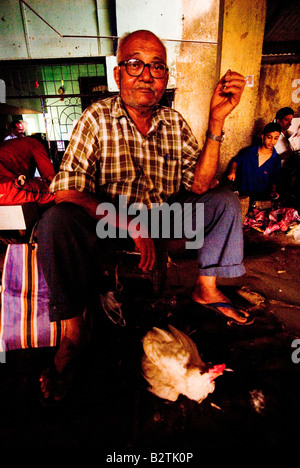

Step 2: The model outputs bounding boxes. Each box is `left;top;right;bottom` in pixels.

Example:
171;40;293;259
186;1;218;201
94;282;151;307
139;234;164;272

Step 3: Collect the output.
0;137;55;183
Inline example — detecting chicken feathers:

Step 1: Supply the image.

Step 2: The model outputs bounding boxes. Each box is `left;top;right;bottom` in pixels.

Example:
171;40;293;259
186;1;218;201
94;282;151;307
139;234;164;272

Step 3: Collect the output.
142;325;226;403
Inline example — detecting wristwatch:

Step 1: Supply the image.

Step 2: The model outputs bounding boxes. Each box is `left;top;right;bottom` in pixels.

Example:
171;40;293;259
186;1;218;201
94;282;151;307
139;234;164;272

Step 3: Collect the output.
206;130;225;142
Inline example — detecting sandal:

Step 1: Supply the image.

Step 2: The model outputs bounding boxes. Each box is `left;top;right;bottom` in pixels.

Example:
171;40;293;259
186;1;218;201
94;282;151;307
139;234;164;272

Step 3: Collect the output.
195;301;255;326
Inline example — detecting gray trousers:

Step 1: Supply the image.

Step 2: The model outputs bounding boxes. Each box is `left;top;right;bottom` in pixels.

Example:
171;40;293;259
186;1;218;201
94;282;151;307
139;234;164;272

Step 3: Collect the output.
37;187;245;321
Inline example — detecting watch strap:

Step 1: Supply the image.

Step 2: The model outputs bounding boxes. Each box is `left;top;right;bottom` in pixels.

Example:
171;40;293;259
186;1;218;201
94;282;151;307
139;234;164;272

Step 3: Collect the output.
206;130;225;142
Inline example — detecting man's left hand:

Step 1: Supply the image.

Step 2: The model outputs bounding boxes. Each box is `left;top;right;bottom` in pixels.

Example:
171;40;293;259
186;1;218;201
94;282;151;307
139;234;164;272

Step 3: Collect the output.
209;70;246;124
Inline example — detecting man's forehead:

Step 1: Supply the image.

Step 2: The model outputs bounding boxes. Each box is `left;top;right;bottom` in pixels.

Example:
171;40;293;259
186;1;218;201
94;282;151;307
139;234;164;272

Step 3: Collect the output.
120;32;166;61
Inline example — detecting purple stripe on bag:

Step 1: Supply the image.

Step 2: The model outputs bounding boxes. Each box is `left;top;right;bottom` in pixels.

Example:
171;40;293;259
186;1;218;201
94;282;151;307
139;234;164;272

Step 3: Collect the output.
0;243;64;351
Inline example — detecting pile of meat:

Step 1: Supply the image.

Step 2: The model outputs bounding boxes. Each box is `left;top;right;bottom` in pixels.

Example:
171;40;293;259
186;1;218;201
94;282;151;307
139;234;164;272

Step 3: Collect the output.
244;206;300;235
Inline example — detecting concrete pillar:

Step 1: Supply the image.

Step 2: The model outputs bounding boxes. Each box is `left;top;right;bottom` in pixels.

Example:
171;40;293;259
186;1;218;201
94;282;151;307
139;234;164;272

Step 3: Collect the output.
96;0;115;55
218;0;267;175
174;0;220;148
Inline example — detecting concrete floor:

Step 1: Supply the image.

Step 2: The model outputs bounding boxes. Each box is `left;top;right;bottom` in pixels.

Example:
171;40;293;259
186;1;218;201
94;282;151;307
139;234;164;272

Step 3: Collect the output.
0;228;299;455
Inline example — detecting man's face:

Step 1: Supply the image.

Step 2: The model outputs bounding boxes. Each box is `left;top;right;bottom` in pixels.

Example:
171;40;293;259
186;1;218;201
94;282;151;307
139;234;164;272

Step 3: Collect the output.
277;114;293;132
262;131;280;150
114;32;168;111
13;122;24;137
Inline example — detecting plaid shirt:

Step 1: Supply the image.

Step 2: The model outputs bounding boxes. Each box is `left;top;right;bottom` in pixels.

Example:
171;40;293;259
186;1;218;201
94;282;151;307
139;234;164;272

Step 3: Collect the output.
51;95;200;208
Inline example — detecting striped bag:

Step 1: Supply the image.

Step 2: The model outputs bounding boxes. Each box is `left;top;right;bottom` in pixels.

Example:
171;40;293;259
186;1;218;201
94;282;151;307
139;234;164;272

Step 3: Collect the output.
0;241;65;351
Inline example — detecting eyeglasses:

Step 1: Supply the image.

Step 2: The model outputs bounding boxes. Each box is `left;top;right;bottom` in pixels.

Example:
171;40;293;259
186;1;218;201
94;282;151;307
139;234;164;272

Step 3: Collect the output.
118;59;168;79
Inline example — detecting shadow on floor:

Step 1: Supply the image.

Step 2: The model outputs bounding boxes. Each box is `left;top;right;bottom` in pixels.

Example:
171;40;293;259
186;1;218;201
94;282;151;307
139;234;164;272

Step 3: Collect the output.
0;230;300;454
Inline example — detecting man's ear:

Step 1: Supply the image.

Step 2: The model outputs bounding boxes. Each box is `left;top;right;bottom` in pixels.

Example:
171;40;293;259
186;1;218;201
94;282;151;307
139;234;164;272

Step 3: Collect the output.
164;71;169;89
113;66;120;89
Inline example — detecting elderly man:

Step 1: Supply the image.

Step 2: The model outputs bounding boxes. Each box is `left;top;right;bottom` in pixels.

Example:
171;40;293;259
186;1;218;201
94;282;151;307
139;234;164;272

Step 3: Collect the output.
37;30;249;405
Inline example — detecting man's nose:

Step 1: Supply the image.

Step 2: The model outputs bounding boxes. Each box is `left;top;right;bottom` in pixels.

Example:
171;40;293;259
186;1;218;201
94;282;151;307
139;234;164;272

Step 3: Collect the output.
140;64;153;81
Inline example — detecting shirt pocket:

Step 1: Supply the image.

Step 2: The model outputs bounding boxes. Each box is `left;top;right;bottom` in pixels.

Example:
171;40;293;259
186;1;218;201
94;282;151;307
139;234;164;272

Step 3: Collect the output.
156;154;181;195
99;147;137;185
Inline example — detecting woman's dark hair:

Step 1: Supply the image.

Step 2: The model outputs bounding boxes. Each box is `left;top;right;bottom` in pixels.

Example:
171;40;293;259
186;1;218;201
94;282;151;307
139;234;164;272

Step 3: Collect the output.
263;122;281;134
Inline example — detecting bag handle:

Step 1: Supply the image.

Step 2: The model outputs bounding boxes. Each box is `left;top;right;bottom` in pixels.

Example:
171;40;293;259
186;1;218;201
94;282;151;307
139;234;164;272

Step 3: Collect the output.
29;221;39;244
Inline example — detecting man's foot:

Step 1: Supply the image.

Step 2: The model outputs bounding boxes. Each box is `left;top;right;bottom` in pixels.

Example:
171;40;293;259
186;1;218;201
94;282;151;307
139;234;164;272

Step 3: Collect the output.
40;315;87;405
39;337;82;405
192;286;250;324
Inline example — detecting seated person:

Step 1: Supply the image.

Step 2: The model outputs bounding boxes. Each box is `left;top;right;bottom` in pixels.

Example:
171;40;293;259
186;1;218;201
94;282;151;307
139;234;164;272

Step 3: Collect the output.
289;124;300;154
227;122;281;201
4;120;25;141
0;134;55;206
280;123;300;208
274;107;294;161
36;29;251;405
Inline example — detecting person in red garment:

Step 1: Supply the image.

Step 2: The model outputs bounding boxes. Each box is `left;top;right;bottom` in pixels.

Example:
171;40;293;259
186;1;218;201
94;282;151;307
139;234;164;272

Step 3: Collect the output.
0;135;55;206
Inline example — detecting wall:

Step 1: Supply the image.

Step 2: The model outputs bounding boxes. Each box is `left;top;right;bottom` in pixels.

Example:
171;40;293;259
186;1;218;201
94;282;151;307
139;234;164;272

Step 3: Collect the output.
0;0;114;59
255;63;300;132
174;0;220;146
218;0;267;175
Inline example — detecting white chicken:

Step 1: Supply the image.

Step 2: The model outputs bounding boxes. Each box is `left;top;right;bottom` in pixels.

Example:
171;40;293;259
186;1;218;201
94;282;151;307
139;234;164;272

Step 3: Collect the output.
141;325;226;404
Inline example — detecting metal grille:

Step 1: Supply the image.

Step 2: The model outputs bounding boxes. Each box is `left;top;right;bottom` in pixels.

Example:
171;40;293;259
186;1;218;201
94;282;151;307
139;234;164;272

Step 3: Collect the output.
1;58;107;101
1;57;110;166
1;57;107;138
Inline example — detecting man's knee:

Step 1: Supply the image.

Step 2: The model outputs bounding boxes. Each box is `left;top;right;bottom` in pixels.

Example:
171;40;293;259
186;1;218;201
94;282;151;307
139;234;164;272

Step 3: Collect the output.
209;188;241;217
222;189;241;210
37;203;89;241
